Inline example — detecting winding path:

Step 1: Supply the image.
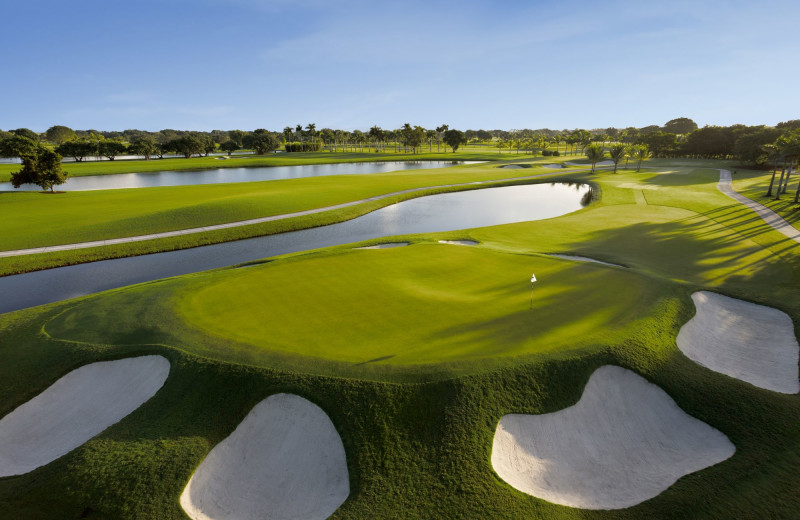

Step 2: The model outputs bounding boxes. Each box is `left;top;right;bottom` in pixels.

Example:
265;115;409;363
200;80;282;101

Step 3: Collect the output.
0;170;572;258
716;169;800;244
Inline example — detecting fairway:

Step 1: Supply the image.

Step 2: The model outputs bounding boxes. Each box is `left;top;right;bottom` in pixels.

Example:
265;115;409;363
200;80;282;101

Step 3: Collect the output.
2;159;800;519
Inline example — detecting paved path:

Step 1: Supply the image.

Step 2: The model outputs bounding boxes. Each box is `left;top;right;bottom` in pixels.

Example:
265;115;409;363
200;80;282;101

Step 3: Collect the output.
716;169;800;244
0;170;573;258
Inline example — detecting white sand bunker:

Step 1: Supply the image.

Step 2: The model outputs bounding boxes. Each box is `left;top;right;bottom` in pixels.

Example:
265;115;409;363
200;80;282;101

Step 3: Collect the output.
0;355;170;477
542;164;564;169
357;242;409;249
499;164;527;169
548;254;624;268
492;365;734;510
438;240;478;246
181;393;349;520
677;291;800;393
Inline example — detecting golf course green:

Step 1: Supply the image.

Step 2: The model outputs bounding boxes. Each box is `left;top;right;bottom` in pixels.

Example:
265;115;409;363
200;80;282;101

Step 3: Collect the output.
1;157;799;519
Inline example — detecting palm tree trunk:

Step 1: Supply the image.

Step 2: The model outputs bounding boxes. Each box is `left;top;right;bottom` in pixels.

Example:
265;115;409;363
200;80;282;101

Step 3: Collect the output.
766;167;778;196
775;167;786;200
782;165;793;194
794;176;800;203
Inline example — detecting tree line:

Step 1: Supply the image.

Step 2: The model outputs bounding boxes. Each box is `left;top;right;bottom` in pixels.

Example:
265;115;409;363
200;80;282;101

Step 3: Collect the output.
2;118;799;191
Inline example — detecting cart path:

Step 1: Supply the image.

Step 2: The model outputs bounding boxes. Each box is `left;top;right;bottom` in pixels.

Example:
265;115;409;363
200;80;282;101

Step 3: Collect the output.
716;169;800;244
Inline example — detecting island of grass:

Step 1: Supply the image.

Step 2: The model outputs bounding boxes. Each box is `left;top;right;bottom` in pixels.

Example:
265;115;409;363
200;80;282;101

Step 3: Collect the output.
1;158;799;519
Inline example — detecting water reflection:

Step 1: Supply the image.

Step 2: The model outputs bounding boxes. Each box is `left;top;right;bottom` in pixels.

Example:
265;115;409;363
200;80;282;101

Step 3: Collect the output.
0;161;479;192
0;183;591;314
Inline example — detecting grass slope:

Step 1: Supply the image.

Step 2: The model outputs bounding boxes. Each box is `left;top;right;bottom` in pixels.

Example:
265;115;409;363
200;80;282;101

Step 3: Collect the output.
1;160;799;518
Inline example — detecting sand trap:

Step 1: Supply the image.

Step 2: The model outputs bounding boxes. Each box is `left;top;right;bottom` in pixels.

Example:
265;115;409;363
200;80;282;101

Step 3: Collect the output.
492;365;734;510
499;164;527;169
357;242;409;249
548;254;624;268
0;355;170;477
181;393;349;520
438;240;478;246
542;164;564;169
677;291;799;393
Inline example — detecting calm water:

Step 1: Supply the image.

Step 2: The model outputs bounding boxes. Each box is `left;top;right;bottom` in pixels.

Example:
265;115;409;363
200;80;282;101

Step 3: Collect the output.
0;161;478;191
0;182;591;314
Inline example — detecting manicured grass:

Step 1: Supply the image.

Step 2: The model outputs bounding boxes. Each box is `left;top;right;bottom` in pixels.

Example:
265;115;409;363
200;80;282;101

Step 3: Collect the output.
44;244;666;379
1;159;799;518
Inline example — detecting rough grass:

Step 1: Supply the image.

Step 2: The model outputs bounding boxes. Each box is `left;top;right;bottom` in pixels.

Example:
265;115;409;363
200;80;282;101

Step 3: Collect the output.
1;159;799;518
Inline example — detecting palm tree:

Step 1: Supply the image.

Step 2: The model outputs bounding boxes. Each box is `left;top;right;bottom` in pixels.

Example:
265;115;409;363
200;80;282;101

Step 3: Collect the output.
436;124;449;152
633;144;650;172
305;123;316;151
608;143;627;173
585;143;605;173
763;144;781;197
426;129;436;153
495;140;506;154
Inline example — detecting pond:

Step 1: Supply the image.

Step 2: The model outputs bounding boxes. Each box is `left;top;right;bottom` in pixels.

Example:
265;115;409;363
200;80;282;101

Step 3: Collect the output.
0;161;480;191
0;182;592;314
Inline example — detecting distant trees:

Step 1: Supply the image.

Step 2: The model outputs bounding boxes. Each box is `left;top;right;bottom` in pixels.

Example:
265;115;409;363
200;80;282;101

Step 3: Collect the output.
681;126;736;158
166;134;205;158
584;143;605;173
244;129;279;155
0;134;40;158
220;140;239;155
0;136;69;191
635;132;678;158
56;139;96;161
128;137;160;160
228;130;246;148
732;127;782;166
443;129;466;153
399;124;425;153
11;148;68;191
12;128;39;141
662;117;698;135
436;124;449;152
98;140;127;161
44;125;76;145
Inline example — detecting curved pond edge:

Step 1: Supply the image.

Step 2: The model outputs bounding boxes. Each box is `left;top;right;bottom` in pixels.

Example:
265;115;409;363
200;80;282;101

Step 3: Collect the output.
0;172;598;278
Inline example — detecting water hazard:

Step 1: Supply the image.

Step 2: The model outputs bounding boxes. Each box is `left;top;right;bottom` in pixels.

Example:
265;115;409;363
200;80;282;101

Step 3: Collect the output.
0;182;591;313
0;161;479;191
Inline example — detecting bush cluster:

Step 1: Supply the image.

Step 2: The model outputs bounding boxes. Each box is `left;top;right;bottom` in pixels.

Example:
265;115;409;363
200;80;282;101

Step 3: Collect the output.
542;149;560;156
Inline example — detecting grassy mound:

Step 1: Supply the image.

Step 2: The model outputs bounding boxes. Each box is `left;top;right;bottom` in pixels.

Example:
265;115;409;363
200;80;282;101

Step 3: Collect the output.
44;244;666;380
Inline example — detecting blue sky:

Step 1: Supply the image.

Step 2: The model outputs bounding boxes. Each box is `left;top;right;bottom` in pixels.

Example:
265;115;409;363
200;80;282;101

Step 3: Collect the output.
3;0;798;132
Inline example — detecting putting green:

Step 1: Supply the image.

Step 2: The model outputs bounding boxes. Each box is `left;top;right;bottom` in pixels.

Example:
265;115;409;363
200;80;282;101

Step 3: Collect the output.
45;244;665;374
178;246;655;365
